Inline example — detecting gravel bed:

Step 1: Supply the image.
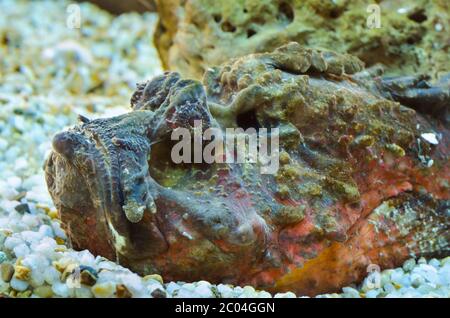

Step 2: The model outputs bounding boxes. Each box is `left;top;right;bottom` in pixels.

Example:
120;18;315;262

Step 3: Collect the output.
0;0;448;298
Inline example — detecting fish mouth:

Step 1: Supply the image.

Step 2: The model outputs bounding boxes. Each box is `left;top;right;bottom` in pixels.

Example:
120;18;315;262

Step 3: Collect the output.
48;126;146;251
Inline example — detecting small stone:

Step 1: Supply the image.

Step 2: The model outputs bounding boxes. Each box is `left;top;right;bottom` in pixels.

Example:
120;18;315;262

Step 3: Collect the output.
274;291;296;298
79;265;98;286
10;277;29;291
383;283;396;293
143;274;163;285
16;290;32;298
74;286;94;298
43;266;61;285
257;291;272;298
402;258;416;272
0;252;7;264
151;288;167;298
411;273;425;288
52;281;71;297
342;286;360;298
380;269;394;287
414;264;439;285
1;263;14;282
92;282;115;298
240;285;256;297
194;283;214;298
61;263;78;282
217;284;234;298
13;243;30;258
165;281;180;295
390;269;408;287
428;258;440;269
14;203;31;214
14;265;31;281
116;284;132;298
365;289;380;298
0;282;10;294
33;286;53;298
4;237;24;251
418;257;427;265
417;283;434;294
181;282;195;291
55;237;65;245
421;133;439;145
47;210;59;219
440;257;450;267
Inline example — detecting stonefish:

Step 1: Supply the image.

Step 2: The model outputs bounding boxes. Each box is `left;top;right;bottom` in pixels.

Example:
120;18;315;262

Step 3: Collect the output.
45;43;449;295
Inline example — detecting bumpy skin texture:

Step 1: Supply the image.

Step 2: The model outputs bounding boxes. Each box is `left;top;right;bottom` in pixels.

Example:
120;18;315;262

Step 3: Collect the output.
45;43;450;295
154;0;450;80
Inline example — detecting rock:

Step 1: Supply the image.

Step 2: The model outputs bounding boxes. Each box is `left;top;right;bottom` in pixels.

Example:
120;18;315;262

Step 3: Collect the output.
16;290;32;298
14;203;30;214
43;266;61;285
0;252;7;264
150;288;167;298
52;281;72;297
365;289;380;298
176;286;198;298
116;284;132;298
13;265;31;281
418;257;427;265
194;284;214;298
428;258;440;269
403;259;416;272
217;284;233;298
143;274;163;285
165;282;181;296
4;237;24;251
120;273;146;297
10;277;29;292
240;286;257;298
91;282;116;298
390;269;409;288
411;273;426;288
13;244;30;258
154;0;449;80
441;257;450;267
342;287;360;298
1;263;14;282
257;291;272;298
274;292;296;298
33;286;54;298
79;266;98;286
75;286;94;298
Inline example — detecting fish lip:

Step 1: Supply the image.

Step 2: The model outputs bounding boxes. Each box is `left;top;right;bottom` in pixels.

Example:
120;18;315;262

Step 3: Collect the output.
50;127;126;252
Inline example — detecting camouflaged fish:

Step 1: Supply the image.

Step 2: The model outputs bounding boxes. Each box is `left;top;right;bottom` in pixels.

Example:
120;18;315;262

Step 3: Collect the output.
45;43;449;295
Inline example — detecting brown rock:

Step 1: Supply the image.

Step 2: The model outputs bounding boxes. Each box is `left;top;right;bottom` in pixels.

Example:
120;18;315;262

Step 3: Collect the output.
154;0;449;80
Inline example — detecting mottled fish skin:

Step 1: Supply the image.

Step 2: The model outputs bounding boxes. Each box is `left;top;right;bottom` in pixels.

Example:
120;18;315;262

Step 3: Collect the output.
45;43;449;296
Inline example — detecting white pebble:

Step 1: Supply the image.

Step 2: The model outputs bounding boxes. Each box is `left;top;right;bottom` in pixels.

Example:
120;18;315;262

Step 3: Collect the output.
10;277;29;291
44;266;61;285
52;281;72;297
274;291;296;298
194;284;214;298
